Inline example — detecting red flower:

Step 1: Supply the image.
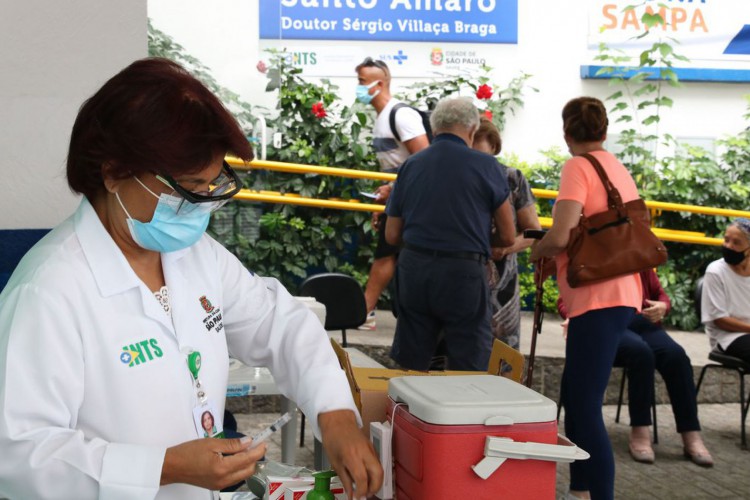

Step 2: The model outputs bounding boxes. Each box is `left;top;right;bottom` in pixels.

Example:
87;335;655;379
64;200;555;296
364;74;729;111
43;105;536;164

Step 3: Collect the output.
311;102;327;119
256;60;268;74
483;109;493;120
476;84;493;100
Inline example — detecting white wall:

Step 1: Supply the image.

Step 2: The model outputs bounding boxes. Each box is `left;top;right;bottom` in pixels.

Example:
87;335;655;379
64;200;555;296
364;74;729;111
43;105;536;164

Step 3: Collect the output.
0;0;147;229
148;0;262;105
148;0;750;165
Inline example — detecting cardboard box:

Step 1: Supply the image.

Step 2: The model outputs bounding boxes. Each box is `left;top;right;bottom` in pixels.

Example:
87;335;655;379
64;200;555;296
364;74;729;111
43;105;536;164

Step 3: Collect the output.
267;476;313;500
331;339;509;439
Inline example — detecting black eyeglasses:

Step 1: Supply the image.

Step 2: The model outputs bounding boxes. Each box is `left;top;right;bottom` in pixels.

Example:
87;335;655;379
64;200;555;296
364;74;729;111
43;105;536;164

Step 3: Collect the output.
155;161;242;205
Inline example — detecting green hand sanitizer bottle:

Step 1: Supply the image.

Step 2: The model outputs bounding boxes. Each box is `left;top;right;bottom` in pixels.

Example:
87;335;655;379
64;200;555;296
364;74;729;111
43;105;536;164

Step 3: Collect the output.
307;470;337;500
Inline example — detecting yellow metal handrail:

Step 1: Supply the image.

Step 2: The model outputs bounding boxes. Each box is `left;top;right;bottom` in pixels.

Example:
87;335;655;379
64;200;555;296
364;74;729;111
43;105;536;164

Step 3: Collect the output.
233;190;382;213
229;157;747;246
536;217;722;246
230;158;396;182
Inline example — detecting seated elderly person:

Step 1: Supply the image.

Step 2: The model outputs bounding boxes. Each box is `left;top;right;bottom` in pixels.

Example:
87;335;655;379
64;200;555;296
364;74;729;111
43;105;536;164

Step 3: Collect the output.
560;268;712;467
0;58;381;500
702;217;750;364
384;97;515;371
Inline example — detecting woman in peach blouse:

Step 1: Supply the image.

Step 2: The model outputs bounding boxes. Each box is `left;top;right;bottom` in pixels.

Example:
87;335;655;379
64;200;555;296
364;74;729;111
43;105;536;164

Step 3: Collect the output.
530;97;642;500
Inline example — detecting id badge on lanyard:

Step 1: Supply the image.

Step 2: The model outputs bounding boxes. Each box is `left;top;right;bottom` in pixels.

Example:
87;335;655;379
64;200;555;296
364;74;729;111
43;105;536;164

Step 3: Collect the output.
186;350;224;439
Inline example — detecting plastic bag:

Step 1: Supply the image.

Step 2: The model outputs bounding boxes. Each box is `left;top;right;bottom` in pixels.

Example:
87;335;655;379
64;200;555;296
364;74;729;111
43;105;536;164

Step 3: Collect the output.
246;460;314;499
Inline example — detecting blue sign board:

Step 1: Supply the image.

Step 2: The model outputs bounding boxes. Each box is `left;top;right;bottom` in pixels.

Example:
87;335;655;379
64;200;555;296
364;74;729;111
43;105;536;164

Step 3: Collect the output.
259;0;518;44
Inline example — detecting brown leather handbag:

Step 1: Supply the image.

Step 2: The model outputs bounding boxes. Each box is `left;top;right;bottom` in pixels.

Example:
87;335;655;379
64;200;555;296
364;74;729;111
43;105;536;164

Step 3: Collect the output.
566;153;667;288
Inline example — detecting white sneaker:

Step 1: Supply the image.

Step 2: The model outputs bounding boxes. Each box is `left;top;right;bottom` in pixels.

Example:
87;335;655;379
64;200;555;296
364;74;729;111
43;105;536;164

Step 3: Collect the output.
358;310;376;331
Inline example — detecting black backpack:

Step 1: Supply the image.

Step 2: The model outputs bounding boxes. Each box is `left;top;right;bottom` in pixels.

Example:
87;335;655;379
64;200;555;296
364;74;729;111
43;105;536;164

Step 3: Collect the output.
388;103;433;143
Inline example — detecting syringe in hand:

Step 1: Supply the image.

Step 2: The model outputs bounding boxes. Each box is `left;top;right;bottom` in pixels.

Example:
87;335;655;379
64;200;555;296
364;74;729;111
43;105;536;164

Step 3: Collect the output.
240;412;293;449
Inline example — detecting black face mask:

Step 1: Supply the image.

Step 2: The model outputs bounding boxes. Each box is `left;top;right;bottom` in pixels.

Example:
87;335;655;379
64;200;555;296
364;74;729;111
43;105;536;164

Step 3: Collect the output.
722;245;749;266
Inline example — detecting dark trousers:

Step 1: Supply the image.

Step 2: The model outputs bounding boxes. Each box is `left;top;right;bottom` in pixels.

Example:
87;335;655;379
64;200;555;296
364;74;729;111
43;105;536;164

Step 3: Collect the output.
615;315;700;433
726;334;750;363
563;306;635;500
390;249;492;371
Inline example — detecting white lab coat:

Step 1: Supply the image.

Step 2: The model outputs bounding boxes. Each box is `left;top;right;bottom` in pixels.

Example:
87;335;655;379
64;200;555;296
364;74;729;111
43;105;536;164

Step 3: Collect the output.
0;199;358;500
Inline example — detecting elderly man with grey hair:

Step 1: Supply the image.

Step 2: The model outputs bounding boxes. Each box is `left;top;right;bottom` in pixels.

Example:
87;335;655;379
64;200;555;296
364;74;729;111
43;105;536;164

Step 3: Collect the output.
384;97;515;370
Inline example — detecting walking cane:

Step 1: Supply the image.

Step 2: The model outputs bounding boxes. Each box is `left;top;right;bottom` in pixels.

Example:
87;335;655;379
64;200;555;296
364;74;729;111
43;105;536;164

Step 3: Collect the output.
523;229;548;388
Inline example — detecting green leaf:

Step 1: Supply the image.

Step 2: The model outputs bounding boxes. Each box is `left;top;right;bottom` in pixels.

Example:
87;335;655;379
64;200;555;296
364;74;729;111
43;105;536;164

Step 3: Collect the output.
658;43;673;58
656;96;674;107
641;13;665;29
612;102;628;111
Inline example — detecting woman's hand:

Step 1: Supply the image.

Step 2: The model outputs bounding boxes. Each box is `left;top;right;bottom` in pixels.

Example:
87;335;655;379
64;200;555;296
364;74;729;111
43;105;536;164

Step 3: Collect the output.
161;437;267;490
561;318;569;340
371;212;382;231
529;200;583;262
319;410;383;500
642;299;668;323
533;256;557;283
491;246;509;261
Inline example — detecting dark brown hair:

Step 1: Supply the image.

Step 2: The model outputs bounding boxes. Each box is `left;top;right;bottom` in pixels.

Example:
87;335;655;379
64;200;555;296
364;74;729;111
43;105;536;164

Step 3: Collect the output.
474;116;502;155
562;96;609;143
67;57;253;199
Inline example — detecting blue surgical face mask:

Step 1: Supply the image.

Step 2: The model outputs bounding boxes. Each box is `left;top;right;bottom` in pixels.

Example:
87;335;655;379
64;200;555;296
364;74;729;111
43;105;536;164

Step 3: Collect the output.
355;80;381;104
116;177;212;253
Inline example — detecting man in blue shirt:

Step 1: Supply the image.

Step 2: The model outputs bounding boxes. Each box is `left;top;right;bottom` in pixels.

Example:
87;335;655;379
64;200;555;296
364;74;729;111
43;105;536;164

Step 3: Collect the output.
385;97;515;370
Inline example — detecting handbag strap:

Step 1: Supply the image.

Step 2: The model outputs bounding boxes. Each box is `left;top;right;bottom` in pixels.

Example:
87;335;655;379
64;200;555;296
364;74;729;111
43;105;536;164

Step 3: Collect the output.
580;152;625;211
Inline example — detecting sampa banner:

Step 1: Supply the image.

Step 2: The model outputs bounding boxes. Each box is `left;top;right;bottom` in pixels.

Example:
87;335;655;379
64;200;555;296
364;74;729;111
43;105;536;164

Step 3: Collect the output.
586;0;750;81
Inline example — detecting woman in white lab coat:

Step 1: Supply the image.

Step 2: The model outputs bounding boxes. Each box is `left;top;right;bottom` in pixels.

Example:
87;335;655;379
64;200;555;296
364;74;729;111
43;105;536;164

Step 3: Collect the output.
0;58;382;500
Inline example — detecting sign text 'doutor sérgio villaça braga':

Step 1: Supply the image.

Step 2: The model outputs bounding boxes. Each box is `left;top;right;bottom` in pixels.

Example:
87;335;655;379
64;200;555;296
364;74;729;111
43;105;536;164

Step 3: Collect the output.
260;0;519;44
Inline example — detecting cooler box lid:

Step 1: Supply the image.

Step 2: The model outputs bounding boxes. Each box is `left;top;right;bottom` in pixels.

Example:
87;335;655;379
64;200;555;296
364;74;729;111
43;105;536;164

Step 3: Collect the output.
388;374;557;425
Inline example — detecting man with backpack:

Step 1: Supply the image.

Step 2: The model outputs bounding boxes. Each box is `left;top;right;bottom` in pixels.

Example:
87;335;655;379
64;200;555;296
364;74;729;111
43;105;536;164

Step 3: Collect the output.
355;57;430;330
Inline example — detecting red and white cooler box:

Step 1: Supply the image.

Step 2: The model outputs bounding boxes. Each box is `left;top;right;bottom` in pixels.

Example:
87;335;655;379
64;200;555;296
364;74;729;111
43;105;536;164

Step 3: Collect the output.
387;374;589;500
